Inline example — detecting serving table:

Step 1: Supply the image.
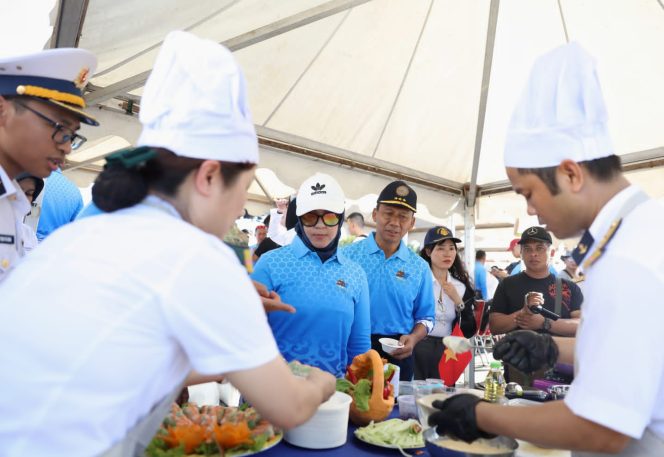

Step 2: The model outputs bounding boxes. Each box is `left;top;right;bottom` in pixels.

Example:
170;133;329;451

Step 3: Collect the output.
259;407;570;457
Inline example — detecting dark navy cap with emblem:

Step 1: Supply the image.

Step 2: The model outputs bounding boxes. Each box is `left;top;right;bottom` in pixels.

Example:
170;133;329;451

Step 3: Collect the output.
377;180;417;212
424;225;461;247
519;226;552;245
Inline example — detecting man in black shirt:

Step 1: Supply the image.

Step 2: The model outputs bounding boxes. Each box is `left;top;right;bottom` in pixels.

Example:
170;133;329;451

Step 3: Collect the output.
489;226;582;384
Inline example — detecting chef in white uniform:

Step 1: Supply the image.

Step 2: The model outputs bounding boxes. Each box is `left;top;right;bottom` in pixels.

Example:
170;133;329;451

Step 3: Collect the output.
0;31;335;457
428;42;664;456
0;48;98;281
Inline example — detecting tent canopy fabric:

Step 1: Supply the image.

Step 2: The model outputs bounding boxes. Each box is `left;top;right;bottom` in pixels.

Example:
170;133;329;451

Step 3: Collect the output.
59;0;664;245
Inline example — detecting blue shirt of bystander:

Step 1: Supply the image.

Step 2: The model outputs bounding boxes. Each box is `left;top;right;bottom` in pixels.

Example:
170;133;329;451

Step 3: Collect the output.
474;260;488;300
36;169;83;240
342;232;434;335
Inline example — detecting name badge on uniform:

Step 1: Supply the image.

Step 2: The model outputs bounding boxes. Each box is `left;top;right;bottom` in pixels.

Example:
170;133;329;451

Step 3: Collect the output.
0;234;15;244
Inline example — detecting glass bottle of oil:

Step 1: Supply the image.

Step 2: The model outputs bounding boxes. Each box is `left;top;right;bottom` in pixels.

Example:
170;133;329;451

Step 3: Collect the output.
484;361;506;403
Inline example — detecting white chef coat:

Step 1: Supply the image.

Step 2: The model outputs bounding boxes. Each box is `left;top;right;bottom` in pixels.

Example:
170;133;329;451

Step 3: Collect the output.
0;195;279;457
565;186;664;441
0;165;31;282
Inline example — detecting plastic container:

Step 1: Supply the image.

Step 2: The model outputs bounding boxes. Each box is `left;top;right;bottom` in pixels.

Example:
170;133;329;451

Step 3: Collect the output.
284;391;352;449
399;381;415;396
397;394;418;420
187;382;220;406
483;361;506;403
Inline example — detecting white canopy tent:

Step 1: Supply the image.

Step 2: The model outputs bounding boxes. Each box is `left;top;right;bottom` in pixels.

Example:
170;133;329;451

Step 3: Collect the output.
49;0;664;263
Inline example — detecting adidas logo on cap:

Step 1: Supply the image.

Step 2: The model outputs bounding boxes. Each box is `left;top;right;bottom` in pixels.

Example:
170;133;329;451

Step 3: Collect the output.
310;182;327;196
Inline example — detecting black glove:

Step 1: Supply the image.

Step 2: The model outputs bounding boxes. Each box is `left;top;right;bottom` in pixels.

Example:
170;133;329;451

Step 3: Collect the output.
493;330;559;373
428;394;496;443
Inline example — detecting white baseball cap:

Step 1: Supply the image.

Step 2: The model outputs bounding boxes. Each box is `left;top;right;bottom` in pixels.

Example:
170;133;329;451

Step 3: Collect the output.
137;31;258;164
504;42;613;168
296;173;345;216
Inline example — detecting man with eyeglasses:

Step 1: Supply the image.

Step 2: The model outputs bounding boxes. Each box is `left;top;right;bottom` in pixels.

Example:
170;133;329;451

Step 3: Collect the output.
343;180;435;381
0;47;99;281
489;226;583;385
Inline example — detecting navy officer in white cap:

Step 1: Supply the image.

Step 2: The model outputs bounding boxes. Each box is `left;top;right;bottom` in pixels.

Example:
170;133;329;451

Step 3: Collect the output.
428;43;664;456
0;31;335;457
0;47;98;280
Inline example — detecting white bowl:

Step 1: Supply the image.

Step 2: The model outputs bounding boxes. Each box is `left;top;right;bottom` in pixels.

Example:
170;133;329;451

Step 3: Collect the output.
379;337;404;354
284;391;352;449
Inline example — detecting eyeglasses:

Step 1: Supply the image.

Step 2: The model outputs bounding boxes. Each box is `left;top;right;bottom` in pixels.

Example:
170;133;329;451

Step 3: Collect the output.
300;212;341;227
14;101;87;150
522;245;548;255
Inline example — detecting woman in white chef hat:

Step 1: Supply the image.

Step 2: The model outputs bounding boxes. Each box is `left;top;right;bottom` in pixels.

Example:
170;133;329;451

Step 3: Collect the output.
0;31;335;457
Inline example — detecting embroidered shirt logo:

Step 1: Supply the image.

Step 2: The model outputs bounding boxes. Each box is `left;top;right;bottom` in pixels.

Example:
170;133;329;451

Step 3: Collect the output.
396;270;407;279
336;279;346;288
310;182;326;195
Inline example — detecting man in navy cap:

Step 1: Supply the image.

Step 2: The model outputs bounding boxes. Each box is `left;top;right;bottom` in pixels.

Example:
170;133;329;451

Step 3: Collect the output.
343;180;435;381
0;47;98;280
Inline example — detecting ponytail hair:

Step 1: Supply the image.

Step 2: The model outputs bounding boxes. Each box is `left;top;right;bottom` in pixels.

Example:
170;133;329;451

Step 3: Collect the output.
92;147;254;212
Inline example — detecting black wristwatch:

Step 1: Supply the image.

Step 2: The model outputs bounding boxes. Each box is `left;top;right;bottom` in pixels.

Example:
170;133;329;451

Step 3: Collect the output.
542;317;552;332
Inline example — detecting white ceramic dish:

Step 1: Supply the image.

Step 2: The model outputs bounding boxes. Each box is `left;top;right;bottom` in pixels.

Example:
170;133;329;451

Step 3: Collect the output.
284;391;352;449
379;337;404;354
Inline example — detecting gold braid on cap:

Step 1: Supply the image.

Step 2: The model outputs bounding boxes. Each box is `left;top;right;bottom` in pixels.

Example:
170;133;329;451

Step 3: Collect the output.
16;85;85;108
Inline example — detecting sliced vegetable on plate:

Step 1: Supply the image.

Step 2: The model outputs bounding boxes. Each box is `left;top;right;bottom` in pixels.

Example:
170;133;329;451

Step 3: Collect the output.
354;418;425;449
146;402;281;457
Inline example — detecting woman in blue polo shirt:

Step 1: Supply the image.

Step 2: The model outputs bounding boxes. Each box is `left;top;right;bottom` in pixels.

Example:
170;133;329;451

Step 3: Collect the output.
414;226;477;379
252;173;371;377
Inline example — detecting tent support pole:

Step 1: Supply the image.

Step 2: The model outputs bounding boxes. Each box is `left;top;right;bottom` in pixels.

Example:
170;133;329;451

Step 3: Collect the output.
463;191;477;388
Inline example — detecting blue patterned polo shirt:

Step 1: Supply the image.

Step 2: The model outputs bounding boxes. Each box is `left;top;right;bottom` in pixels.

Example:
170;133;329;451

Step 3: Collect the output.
251;235;371;377
342;232;435;335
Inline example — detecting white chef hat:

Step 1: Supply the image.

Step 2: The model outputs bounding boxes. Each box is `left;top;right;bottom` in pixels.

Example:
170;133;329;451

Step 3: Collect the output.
504;42;613;168
296;173;345;216
137;31;258;164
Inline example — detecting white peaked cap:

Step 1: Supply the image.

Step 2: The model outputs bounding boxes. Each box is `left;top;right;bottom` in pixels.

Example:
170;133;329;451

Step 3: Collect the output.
296;173;345;216
504;42;613;168
138;31;258;164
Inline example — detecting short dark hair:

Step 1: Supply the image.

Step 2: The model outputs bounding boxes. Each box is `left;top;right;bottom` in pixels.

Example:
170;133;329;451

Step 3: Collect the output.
475;250;486;261
517;155;622;195
346;212;365;227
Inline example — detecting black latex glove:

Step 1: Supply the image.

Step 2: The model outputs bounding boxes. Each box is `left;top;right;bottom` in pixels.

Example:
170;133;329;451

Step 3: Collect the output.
428;394;496;443
493;330;559;373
